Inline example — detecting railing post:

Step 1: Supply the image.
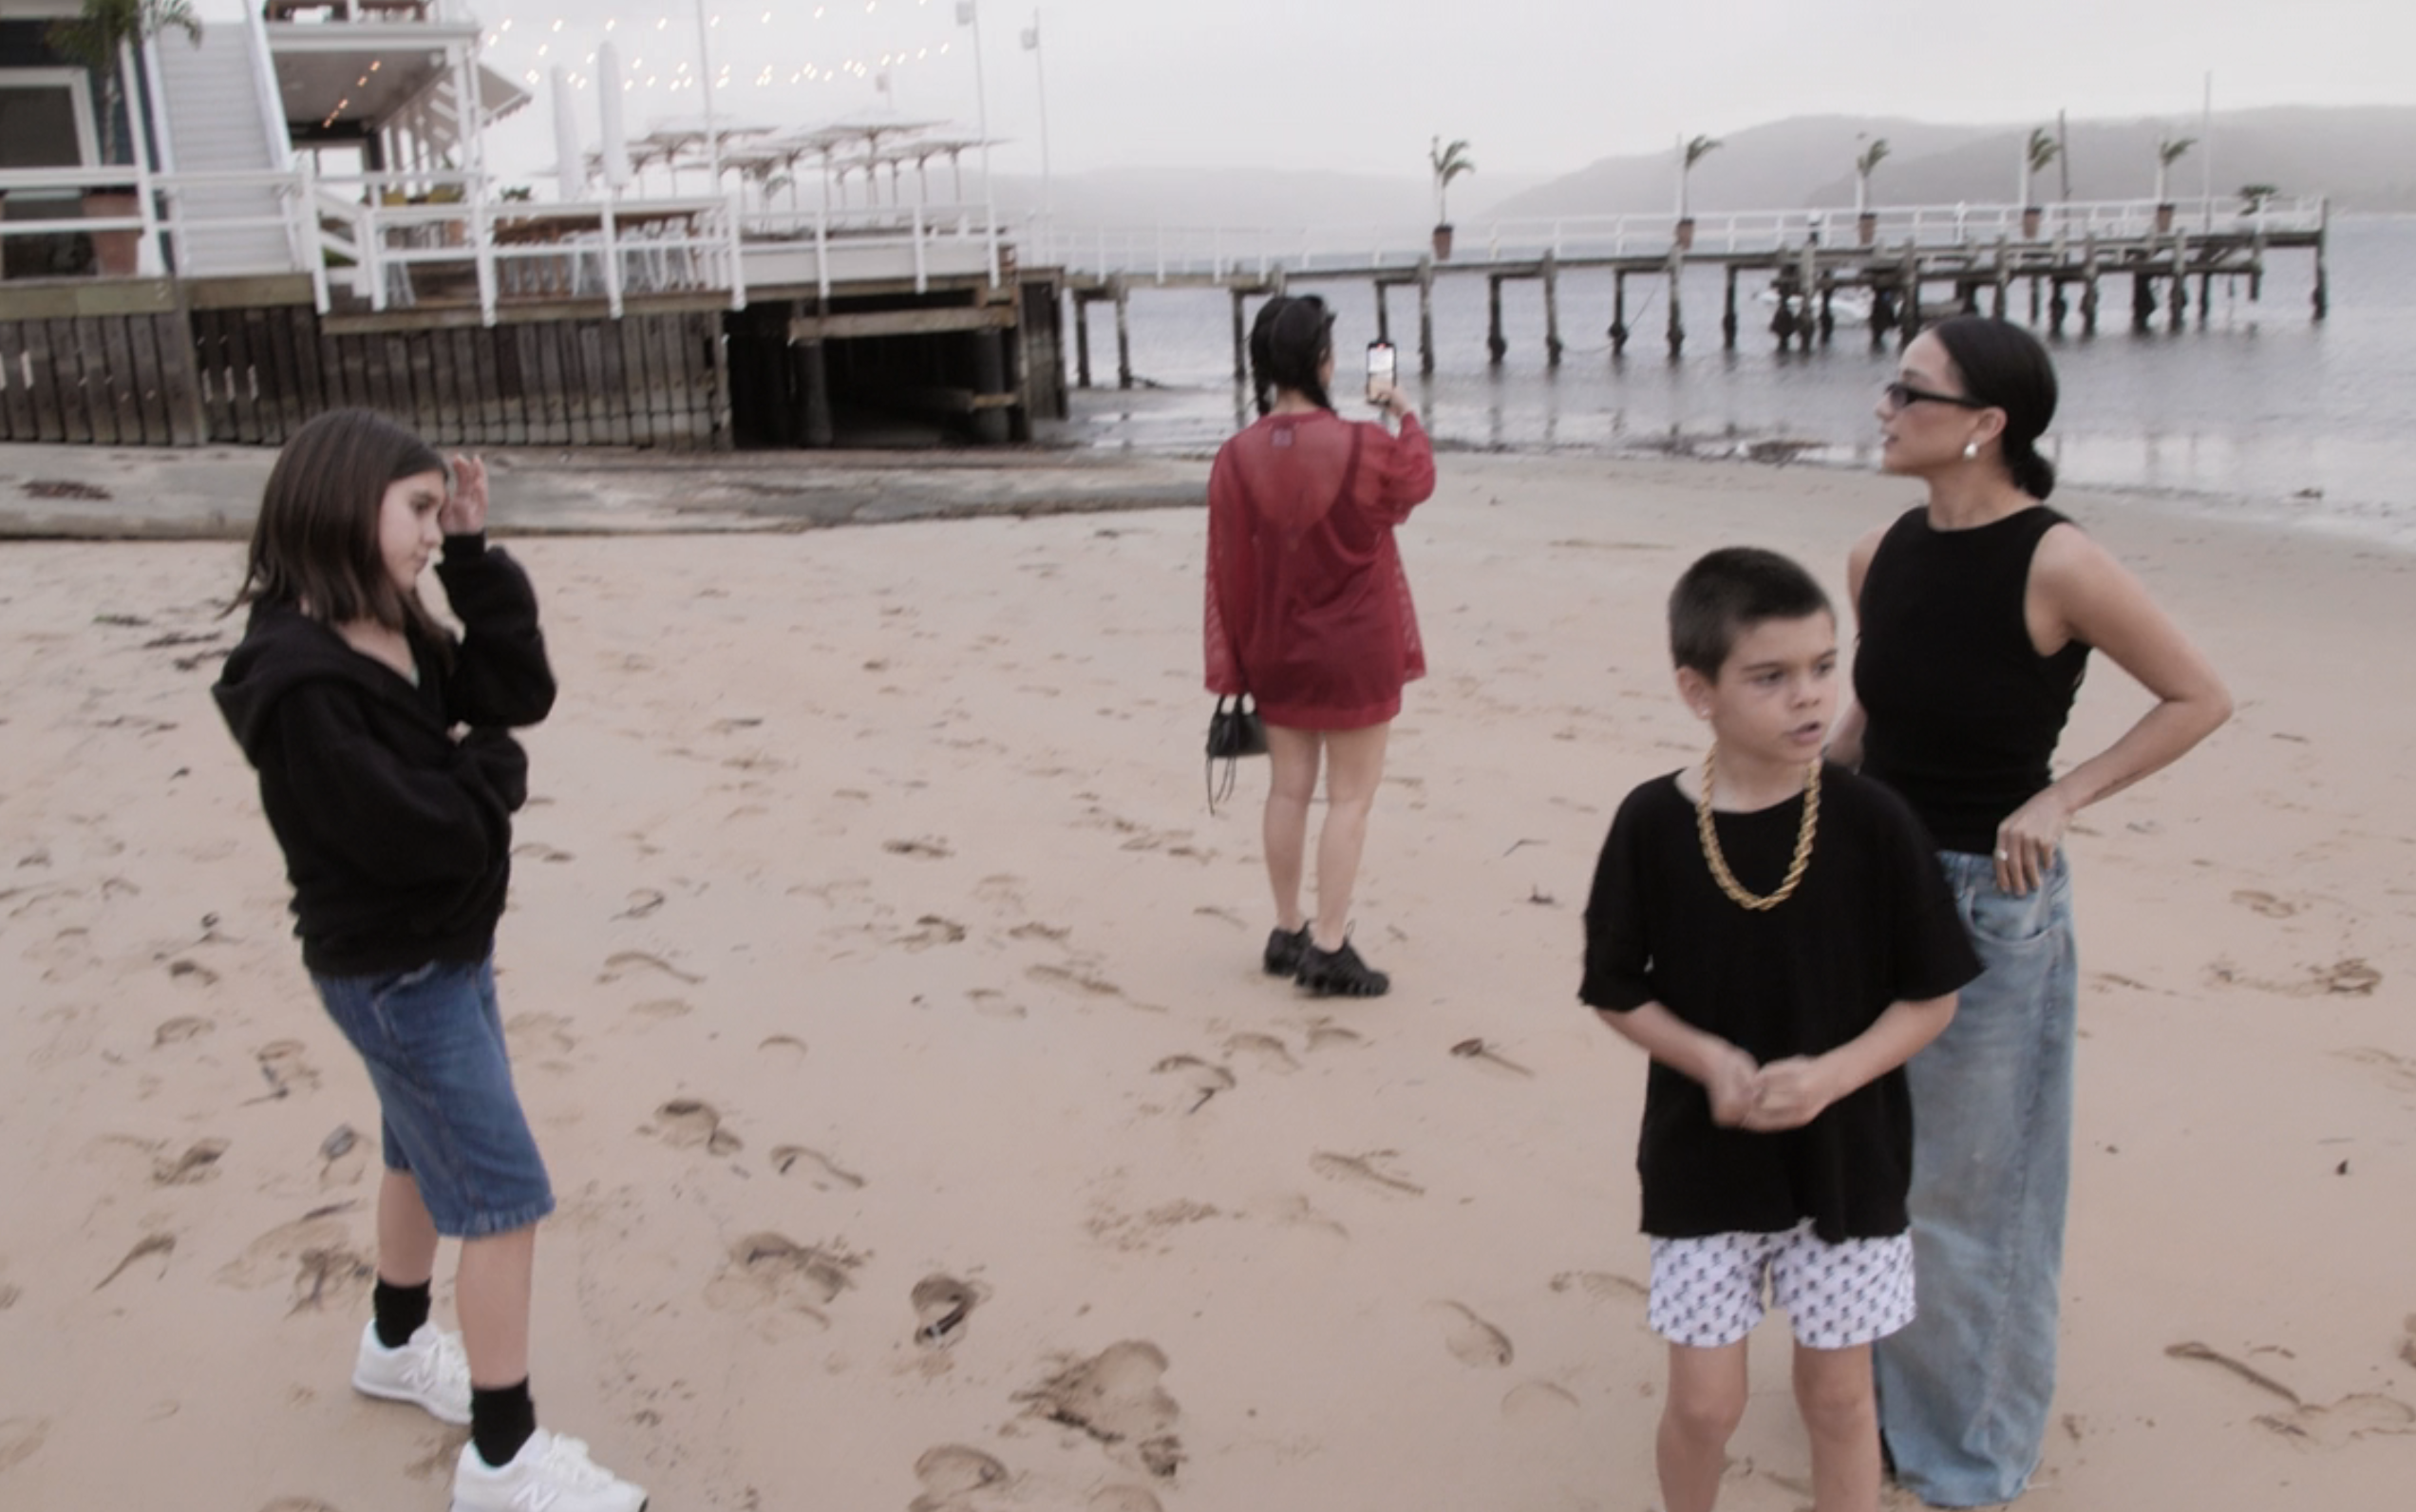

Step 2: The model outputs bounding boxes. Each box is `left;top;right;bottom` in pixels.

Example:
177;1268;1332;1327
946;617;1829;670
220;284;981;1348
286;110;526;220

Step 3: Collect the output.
726;189;748;311
473;192;497;326
602;199;624;320
815;203;831;302
913;203;929;293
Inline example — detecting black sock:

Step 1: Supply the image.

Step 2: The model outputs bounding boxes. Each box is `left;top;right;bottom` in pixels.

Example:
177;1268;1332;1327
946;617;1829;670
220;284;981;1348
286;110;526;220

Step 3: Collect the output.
471;1379;538;1469
371;1278;432;1350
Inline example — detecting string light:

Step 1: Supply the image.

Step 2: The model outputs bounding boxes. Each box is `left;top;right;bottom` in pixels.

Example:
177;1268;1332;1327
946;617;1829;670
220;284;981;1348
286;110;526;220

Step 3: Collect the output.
475;9;970;104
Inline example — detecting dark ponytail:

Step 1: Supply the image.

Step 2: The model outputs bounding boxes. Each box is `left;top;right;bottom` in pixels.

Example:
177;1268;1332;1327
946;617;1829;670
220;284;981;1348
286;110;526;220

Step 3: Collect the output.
1929;315;2059;501
1247;294;1334;417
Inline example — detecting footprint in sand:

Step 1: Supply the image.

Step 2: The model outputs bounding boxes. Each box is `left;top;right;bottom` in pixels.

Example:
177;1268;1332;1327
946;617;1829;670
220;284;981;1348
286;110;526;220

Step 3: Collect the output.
912;1274;980;1347
2232;889;2303;918
151;1138;228;1187
511;842;574;863
613;888;667;919
1304;1020;1363;1052
1014;1341;1184;1479
598;950;703;986
1089;1490;1163;1512
257;1501;345;1512
895;916;969;952
1223;1033;1299;1073
504;1011;577;1059
884;837;954;860
626;998;693;1024
1151;1055;1236;1112
0;1284;19;1312
254;1041;319;1100
1311;1150;1425;1200
2209;957;2383;997
217;1206;374;1313
2334;1048;2416;1095
757;1033;808;1067
650;1098;742;1156
1501;1380;1582;1422
96;1232;177;1291
966;989;1027;1021
909;1445;1007;1512
152;1015;212;1049
1435;1301;1515;1367
770;1144;865;1191
1029;962;1124;999
166;957;219;988
0;1416;49;1473
1550;1270;1649;1303
319;1125;367;1188
703;1232;859;1321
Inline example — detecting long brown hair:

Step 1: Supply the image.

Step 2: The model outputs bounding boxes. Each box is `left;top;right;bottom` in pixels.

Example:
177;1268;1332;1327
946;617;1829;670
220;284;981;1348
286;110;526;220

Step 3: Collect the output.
230;409;447;640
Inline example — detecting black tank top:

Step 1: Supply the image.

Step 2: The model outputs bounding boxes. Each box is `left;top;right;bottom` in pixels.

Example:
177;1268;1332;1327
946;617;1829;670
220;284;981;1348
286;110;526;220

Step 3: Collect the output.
1853;504;2091;855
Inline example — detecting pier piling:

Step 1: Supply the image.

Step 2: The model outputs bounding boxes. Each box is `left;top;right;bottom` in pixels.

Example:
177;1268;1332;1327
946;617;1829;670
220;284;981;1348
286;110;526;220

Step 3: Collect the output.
1723;266;1740;350
1229;288;1247;384
1542;253;1563;366
1073;292;1094;388
1417;255;1436;375
1609;270;1629;354
1374;282;1392;347
1113;278;1132;390
1666;249;1686;358
797;339;834;448
1486;275;1507;364
2312;203;2330;319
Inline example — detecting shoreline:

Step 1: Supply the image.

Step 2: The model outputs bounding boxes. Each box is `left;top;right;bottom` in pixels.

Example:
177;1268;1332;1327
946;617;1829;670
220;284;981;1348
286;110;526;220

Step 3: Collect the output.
5;436;2411;559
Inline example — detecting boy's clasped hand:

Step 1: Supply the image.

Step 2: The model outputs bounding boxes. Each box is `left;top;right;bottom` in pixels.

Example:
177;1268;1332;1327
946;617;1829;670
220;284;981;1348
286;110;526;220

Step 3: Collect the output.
1705;1044;1842;1131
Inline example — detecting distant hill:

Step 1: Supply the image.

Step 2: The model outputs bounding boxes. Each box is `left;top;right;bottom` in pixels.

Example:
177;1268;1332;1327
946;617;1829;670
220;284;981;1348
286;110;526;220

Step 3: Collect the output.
1491;106;2416;218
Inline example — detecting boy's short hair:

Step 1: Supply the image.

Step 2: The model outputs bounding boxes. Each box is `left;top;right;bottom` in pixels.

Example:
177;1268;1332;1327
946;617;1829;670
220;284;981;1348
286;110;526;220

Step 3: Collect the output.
1669;547;1834;676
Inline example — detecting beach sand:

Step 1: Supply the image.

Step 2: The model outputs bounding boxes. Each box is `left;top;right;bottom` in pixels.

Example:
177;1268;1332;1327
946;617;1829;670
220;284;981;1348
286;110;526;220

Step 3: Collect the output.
2;452;2411;1511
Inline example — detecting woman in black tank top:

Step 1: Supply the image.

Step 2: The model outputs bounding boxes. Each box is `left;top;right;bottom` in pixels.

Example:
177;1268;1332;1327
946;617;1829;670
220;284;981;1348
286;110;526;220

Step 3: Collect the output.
1831;317;2231;1507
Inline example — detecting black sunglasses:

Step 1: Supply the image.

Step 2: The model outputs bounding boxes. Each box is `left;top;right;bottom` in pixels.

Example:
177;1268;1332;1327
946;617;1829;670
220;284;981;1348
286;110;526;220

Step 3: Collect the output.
1882;380;1990;412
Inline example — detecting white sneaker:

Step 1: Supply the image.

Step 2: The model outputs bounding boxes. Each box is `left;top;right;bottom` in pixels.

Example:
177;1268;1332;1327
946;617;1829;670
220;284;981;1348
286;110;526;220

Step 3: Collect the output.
452;1428;648;1512
351;1320;472;1425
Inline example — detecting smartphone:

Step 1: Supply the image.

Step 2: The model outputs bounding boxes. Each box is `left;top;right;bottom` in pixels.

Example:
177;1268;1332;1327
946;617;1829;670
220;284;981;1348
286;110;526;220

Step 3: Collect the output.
1365;341;1397;402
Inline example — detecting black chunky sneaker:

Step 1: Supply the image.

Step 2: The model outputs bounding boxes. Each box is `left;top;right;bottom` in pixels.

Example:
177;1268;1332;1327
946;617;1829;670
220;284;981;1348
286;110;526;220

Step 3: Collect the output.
1295;937;1389;998
1262;924;1312;976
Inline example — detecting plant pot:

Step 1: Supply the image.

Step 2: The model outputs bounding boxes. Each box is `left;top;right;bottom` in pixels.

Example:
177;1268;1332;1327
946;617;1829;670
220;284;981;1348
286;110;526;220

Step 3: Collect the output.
1431;224;1454;261
2021;206;2043;239
1857;211;1878;247
84;190;142;276
1673;217;1695;252
2154;203;2176;234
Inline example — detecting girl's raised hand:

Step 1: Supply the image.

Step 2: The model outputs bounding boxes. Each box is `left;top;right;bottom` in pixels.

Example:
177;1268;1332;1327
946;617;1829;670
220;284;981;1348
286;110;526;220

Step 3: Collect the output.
441;454;490;536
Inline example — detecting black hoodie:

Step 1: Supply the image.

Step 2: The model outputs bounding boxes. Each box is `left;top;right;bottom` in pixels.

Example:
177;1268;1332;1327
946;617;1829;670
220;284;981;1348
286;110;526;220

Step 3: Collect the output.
213;534;557;975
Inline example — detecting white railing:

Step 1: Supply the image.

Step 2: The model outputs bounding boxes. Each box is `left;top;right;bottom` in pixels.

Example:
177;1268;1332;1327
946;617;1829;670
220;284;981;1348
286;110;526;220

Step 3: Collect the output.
740;200;999;298
1027;196;2330;280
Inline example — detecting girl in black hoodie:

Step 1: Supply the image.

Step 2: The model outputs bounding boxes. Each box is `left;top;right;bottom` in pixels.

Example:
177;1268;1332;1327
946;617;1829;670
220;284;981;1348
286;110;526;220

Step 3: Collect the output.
214;409;643;1512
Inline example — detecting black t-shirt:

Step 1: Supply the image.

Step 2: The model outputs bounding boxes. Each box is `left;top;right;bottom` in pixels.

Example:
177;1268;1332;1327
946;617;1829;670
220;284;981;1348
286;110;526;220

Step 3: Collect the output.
1579;765;1980;1241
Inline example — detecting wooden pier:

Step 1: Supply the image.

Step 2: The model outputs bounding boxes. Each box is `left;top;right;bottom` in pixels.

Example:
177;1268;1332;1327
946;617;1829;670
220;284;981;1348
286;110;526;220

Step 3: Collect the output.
1044;198;2330;384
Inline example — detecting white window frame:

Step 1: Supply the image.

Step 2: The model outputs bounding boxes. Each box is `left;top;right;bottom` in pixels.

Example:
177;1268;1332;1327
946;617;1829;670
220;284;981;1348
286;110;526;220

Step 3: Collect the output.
0;66;101;168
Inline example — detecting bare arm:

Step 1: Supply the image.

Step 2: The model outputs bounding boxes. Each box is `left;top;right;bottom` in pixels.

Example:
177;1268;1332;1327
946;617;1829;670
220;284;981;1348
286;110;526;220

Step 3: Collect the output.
1994;525;2233;893
1742;992;1957;1131
1595;1002;1761;1127
1824;525;1887;768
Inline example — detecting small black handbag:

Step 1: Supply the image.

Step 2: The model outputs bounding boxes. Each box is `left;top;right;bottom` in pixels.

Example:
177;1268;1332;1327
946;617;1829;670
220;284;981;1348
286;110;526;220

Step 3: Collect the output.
1205;694;1268;813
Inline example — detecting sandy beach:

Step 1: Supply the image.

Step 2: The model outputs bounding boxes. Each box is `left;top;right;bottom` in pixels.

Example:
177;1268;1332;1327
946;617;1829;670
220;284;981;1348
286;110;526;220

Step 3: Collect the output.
1;448;2411;1511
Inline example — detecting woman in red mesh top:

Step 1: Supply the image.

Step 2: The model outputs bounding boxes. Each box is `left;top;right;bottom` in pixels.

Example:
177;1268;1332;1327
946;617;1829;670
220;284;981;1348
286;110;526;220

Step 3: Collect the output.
1205;294;1436;996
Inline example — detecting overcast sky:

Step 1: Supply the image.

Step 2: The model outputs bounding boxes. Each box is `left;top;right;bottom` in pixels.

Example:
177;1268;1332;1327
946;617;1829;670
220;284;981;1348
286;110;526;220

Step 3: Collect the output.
204;0;2409;181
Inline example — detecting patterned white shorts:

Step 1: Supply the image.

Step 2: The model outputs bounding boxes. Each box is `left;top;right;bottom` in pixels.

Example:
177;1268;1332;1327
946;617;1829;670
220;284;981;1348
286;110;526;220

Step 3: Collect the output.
1648;1220;1916;1350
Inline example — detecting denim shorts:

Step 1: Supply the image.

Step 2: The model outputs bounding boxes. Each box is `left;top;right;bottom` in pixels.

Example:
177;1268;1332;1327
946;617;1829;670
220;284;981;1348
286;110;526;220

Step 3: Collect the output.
310;956;555;1238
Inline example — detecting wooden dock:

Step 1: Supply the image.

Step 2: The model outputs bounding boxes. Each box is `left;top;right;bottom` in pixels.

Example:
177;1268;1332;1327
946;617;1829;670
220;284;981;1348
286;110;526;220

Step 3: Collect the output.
1044;198;2330;386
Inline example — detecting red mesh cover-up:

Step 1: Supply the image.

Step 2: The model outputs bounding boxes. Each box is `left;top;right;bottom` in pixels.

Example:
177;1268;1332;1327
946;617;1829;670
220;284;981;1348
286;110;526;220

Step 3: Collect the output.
1203;408;1437;730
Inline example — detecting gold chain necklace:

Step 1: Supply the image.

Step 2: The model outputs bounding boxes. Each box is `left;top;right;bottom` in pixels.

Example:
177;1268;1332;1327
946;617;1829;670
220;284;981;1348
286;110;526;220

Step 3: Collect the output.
1694;746;1821;911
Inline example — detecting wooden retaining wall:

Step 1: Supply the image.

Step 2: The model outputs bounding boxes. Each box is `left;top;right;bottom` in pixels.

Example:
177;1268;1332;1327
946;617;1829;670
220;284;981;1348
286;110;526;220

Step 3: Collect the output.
0;282;730;449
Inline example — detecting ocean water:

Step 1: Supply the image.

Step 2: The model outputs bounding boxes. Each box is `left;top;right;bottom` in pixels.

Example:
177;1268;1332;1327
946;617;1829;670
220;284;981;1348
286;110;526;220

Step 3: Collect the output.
1056;215;2416;548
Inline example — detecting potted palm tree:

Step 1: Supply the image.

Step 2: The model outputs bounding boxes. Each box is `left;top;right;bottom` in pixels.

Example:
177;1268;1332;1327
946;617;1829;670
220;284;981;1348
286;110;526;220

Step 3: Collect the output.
2019;127;2058;238
1854;136;1889;246
2153;134;2196;233
47;0;201;275
1429;137;1474;261
1674;134;1719;251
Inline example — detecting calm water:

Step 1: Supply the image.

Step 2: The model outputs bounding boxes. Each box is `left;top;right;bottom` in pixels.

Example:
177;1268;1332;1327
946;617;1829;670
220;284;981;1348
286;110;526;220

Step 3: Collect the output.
1057;216;2416;548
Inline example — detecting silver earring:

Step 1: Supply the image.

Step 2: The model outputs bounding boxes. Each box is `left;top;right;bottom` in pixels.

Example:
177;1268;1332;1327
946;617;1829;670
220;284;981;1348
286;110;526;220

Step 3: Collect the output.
1962;441;1979;460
